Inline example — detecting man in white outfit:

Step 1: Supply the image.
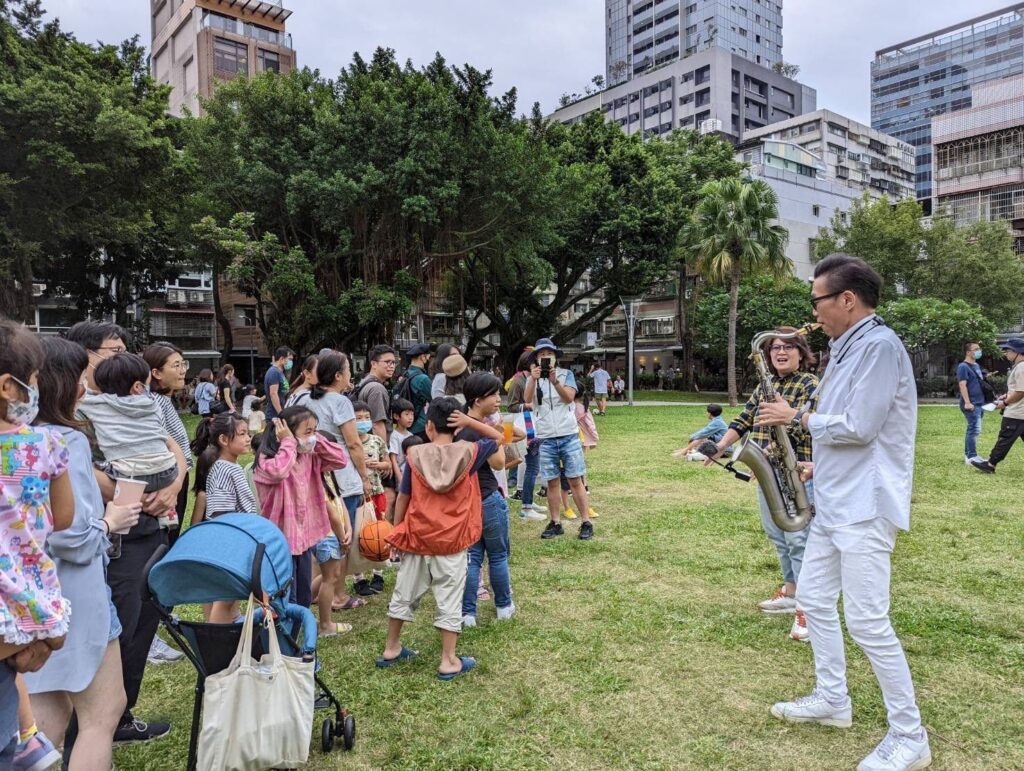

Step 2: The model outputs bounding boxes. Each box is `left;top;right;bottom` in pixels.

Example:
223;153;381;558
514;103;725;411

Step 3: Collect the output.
757;253;930;771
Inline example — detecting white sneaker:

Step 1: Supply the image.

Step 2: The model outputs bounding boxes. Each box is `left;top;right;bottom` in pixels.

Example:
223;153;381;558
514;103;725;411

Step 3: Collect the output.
519;506;546;522
496;602;516;621
857;729;931;771
757;588;797;615
147;635;184;664
770;690;853;728
686;451;708;462
461;614;476;628
790;609;810;642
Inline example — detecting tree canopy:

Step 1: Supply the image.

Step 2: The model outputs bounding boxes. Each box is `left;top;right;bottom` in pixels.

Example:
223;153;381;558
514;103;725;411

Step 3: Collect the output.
0;0;186;322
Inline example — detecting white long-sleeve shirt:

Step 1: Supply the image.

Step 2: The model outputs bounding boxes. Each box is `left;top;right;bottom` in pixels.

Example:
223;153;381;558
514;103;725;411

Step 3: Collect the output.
807;314;917;531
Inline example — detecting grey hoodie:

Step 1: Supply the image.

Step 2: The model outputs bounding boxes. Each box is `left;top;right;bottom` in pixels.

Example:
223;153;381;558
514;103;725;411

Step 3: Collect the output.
78;393;174;470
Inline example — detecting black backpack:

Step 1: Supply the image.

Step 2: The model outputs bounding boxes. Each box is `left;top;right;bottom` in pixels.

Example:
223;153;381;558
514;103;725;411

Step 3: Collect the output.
355;375;391;415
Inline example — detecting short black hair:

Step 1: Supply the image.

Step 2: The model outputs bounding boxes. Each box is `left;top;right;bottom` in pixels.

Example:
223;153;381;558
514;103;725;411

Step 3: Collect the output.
964;341;979;355
64;320;127;352
368;344;396;363
462;372;501;409
94;352;150;397
402;434;424;453
426;397;462;435
273;346;294;361
706;403;723;418
351;399;371;414
813;253;882;309
391;397;414;417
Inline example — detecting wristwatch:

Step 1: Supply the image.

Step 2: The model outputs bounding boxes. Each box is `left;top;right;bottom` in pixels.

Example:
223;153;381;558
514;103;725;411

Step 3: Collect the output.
790;405;809;431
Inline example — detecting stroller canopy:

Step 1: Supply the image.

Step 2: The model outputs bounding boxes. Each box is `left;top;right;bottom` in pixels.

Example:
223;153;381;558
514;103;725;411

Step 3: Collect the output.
149;514;293;606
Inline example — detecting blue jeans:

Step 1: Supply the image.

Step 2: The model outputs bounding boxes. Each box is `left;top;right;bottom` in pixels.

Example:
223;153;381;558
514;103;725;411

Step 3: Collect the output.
961;406;983;458
756;480;813;586
538;434;586;482
462;491;512;616
521;440;542;506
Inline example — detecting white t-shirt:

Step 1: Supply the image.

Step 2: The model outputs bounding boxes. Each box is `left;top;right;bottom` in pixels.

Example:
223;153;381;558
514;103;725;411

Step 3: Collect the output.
614;378;625;391
306;391;363;496
590;368;611;394
241;394;259;418
389;428;412;476
531;368;579;439
1005;360;1024;419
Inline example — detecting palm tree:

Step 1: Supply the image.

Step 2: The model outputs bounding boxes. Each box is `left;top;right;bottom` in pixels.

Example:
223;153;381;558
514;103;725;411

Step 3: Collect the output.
685;177;790;405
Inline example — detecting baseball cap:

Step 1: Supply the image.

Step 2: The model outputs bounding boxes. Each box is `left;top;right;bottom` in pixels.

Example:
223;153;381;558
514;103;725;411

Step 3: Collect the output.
407;342;431;357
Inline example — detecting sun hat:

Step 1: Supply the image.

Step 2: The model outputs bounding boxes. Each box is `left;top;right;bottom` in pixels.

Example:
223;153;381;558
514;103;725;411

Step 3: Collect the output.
997;338;1024;354
532;337;562;357
442;352;468;378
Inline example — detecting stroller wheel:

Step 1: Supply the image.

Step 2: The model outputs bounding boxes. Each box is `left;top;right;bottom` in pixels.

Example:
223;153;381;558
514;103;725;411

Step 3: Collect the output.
321;718;334;752
342;715;356;751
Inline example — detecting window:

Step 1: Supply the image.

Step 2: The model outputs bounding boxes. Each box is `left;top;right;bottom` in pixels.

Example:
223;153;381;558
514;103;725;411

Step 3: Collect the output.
812;204;820;217
257;49;280;73
213;37;247;75
237;305;257;327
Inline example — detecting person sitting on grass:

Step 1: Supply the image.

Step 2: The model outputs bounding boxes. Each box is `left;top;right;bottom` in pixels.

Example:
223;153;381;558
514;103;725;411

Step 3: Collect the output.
672;404;728;460
377;397;504;680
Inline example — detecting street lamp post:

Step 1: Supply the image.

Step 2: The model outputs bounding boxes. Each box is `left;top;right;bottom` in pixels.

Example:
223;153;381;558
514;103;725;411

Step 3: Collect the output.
620;295;642;407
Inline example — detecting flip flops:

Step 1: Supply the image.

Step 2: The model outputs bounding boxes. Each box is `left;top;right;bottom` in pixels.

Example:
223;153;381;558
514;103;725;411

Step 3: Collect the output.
333;596;365;611
319;622;352;638
375;646;418;668
437;656;477;681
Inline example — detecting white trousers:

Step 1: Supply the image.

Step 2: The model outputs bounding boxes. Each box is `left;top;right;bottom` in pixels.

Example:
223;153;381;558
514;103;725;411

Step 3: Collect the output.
796;517;923;737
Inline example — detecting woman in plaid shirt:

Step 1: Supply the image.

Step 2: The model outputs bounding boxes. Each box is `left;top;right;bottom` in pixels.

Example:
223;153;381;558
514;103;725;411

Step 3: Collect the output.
707;327;818;643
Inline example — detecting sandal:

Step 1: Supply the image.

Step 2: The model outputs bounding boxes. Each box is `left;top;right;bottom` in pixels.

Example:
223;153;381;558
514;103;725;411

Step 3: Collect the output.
376;646;418;668
319;622;352;638
437;656;477;681
333;596;365;611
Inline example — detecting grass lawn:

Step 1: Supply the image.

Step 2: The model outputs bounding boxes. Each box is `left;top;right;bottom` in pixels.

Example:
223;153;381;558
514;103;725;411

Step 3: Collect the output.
122;407;1023;770
629;390;730;403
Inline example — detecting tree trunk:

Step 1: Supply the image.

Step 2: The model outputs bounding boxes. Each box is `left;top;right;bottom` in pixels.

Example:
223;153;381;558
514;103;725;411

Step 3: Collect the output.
213;269;233;361
727;260;741;406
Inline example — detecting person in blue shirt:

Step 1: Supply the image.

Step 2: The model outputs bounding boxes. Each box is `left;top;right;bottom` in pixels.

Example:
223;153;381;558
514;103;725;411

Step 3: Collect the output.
672;404;728;459
956;341;986;463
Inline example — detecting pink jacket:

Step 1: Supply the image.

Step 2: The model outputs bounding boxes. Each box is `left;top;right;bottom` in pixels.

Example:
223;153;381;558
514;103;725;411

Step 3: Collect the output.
575;402;599;448
253;436;349;555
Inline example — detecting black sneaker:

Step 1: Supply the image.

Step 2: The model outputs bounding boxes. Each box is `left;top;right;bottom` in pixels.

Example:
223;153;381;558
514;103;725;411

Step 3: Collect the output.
578;521;594;541
970;458;996;473
537;487;547;498
113;718;171;746
540;521;564;539
369;573;385;593
510;489;522;501
354;579;376;597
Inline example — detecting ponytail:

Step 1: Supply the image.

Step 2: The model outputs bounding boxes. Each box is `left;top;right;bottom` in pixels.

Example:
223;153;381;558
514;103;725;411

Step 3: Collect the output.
192;413;244;493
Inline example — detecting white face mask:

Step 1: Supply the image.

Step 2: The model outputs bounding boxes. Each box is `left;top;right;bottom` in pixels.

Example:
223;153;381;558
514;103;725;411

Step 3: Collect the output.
298;434;318;453
4;376;39;426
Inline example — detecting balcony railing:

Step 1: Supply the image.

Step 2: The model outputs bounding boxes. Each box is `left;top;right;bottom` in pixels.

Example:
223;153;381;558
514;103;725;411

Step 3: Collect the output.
201;12;293;49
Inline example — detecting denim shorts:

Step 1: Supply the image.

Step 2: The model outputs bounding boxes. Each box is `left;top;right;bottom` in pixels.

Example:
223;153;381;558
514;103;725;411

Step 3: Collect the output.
314;535;341;565
538;434;586;482
106;582;122;642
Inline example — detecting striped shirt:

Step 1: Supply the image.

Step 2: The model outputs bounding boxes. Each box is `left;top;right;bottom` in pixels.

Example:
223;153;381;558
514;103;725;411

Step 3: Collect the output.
153;393;193;470
206;459;258;517
729;370;818;462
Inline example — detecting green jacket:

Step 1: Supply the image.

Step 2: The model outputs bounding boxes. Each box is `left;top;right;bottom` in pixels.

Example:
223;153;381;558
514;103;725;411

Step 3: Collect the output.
407;365;433;434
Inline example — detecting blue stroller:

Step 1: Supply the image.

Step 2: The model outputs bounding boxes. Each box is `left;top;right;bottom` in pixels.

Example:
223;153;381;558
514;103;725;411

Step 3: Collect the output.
144;514;356;770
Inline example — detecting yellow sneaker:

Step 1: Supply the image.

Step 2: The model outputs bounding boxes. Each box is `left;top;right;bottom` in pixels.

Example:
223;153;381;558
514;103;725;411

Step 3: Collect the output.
588;508;599;518
562;508;578;519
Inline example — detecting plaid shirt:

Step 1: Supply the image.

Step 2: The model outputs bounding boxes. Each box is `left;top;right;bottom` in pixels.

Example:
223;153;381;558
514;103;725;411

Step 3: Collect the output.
729;371;818;462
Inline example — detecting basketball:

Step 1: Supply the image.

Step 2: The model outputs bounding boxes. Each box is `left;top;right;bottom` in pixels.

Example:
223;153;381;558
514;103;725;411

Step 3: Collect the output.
359;519;394;562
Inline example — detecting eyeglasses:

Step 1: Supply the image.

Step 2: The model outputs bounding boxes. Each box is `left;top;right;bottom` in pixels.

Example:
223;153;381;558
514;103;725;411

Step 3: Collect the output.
95;345;127;354
379;359;397;366
769;344;797;353
809;290;843;308
169;360;190;371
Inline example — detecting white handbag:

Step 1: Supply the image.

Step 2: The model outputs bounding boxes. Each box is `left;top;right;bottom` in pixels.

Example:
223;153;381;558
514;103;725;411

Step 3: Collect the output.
196;595;315;771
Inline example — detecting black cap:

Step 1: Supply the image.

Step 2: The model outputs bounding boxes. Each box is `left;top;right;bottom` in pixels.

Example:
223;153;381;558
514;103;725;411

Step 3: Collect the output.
407;343;431;357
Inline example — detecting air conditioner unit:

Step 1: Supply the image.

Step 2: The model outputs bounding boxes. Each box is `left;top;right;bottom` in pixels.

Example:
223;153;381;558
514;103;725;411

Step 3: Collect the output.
699;118;723;134
31;283;46;298
167;289;186;305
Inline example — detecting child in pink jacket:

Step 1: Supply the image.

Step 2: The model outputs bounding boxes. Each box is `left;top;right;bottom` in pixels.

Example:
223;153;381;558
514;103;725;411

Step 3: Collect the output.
574;392;599;449
253;405;351;611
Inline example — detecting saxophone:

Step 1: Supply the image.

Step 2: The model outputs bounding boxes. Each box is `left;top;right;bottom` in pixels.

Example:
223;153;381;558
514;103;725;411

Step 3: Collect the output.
731;323;820;533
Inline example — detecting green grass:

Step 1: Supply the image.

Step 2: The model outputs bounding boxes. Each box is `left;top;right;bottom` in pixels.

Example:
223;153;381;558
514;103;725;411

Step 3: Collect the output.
627;390;730;403
124;408;1024;770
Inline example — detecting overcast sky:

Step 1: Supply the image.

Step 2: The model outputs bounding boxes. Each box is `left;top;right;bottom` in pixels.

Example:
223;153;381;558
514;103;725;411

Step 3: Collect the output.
46;0;990;123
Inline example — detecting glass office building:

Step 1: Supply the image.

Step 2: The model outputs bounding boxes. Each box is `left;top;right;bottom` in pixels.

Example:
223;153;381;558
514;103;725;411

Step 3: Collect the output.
607;0;783;87
871;4;1024;210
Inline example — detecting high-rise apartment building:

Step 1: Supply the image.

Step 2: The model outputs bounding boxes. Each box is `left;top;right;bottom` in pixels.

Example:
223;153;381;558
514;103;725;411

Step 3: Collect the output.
933;75;1024;255
151;0;296;117
871;4;1024;211
552;47;814;143
606;0;784;87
